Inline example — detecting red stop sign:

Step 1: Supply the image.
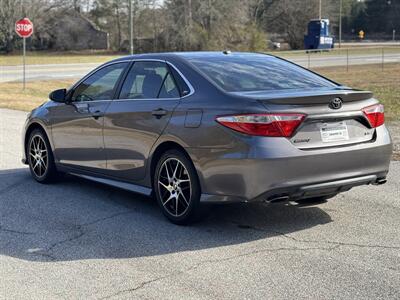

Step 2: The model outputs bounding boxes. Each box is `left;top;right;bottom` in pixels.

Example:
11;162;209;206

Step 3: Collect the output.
15;18;33;38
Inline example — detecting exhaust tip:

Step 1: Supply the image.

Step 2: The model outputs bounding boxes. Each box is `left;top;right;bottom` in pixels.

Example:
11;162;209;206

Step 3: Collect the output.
372;178;387;185
266;195;290;203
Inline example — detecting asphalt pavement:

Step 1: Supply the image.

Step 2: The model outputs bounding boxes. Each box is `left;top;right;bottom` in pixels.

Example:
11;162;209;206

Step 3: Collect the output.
1;52;400;83
0;108;399;299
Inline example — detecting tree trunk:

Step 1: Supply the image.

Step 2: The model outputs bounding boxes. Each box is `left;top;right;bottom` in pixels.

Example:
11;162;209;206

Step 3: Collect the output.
115;2;122;51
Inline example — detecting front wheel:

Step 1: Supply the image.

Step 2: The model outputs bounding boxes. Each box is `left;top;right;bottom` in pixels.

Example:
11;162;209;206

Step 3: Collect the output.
154;149;202;225
27;129;59;183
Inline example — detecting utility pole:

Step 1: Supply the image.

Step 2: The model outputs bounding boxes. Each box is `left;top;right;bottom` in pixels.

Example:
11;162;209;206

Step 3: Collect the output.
339;0;342;48
188;0;193;49
21;0;25;91
319;0;322;19
129;0;133;55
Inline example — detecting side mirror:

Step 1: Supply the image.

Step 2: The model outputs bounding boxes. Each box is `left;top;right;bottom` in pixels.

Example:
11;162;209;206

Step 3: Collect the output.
49;89;67;103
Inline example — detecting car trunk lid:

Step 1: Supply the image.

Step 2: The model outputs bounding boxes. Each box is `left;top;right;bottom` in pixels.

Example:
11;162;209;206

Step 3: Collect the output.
233;88;377;149
231;88;373;105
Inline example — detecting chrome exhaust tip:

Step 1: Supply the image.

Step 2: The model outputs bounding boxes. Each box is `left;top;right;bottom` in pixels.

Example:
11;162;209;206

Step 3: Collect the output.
372;178;387;185
266;195;290;203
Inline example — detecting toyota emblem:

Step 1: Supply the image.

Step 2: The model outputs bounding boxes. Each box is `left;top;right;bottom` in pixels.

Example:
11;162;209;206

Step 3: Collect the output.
329;97;343;110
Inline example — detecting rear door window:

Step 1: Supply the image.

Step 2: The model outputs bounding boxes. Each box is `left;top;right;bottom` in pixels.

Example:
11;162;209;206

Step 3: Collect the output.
170;67;191;96
158;73;180;98
119;61;179;99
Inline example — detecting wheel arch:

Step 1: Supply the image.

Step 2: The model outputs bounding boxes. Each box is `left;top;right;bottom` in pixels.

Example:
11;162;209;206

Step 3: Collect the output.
24;122;52;160
148;140;206;195
150;141;193;181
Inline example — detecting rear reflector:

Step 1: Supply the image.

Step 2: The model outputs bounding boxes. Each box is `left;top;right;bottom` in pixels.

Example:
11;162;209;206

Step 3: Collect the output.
216;113;306;137
362;104;384;128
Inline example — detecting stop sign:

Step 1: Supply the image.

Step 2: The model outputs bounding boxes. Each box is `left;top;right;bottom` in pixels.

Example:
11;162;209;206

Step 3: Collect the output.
15;18;33;38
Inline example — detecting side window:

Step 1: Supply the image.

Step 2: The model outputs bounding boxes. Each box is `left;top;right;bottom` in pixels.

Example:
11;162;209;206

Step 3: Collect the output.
72;63;127;102
159;73;180;98
119;61;179;99
170;67;191;97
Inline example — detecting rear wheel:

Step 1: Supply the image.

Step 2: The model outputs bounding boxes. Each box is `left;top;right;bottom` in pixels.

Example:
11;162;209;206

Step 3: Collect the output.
27;129;59;183
154;149;202;225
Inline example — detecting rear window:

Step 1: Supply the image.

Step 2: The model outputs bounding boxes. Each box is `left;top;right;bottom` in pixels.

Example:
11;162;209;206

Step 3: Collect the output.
184;54;336;92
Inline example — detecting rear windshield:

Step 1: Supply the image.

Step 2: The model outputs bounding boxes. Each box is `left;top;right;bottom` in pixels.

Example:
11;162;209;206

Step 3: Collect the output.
184;54;336;92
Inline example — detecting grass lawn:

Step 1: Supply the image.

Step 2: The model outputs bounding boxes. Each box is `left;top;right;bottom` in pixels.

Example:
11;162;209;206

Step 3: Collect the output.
0;51;121;66
0;79;76;111
0;63;399;120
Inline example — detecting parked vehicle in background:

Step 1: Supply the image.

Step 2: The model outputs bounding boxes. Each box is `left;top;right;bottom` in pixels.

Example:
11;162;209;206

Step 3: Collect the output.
22;52;392;224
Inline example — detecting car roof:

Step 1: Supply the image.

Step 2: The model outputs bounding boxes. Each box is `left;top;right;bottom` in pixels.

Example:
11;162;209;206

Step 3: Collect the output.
109;51;275;64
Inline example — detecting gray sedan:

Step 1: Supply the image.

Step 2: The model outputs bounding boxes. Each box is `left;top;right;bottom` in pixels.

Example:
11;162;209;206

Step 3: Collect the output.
22;52;392;224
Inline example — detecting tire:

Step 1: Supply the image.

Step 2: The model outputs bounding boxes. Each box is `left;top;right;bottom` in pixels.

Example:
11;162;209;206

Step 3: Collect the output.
153;149;203;225
27;129;59;183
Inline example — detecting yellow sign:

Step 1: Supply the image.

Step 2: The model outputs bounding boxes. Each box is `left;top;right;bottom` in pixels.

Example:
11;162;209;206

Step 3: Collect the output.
359;30;365;39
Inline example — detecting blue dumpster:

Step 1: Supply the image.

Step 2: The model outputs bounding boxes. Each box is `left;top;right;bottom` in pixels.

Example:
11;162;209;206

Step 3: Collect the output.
304;19;334;50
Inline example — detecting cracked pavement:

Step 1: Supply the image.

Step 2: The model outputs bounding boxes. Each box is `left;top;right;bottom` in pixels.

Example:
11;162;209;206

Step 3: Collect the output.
1;108;399;299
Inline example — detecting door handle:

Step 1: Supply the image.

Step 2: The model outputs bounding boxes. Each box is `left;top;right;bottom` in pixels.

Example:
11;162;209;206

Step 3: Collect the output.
152;108;167;119
74;102;89;114
91;110;103;120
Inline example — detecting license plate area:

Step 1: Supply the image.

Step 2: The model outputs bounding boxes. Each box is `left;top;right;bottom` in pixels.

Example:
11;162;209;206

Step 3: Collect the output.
320;121;350;143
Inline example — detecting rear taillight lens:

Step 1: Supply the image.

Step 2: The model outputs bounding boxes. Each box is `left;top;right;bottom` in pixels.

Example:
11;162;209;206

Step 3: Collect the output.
362;104;384;128
215;113;306;137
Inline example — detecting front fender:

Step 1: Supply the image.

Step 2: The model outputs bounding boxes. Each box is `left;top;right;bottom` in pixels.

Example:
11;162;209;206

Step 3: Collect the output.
22;105;54;163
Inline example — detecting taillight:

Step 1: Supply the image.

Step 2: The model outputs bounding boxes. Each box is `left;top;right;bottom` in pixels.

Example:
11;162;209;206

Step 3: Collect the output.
362;104;384;128
215;113;306;137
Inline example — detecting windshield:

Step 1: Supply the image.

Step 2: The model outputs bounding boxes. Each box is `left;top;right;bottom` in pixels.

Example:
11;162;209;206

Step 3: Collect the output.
183;53;337;92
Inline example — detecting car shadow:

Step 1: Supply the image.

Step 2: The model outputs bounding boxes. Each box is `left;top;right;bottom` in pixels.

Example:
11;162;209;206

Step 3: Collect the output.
0;168;332;262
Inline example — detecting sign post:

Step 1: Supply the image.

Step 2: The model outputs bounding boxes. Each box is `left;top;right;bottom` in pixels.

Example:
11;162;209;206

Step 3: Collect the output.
15;18;33;90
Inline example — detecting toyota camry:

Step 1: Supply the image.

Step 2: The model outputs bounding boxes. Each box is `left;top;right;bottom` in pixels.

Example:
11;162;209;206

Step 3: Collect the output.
22;52;392;224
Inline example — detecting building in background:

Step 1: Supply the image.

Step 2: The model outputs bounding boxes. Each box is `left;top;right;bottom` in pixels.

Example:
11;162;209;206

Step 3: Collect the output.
34;10;108;51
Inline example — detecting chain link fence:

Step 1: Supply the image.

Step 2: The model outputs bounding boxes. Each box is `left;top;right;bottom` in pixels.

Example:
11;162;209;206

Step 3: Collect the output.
273;46;400;70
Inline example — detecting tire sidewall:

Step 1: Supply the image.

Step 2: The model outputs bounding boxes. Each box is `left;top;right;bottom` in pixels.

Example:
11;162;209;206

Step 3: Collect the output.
153;149;201;225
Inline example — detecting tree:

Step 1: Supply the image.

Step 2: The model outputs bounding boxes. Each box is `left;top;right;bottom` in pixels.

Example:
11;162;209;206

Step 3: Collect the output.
163;0;267;51
1;0;397;53
0;0;20;52
257;0;317;49
363;0;399;34
90;0;129;50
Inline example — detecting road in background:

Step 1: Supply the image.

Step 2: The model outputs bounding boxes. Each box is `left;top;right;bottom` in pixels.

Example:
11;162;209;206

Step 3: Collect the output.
0;108;399;299
0;63;100;83
1;51;400;83
340;42;400;47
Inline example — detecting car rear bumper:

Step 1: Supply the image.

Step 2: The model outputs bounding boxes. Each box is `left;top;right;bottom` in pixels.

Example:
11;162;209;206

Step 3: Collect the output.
190;125;392;203
251;173;387;203
200;173;387;203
